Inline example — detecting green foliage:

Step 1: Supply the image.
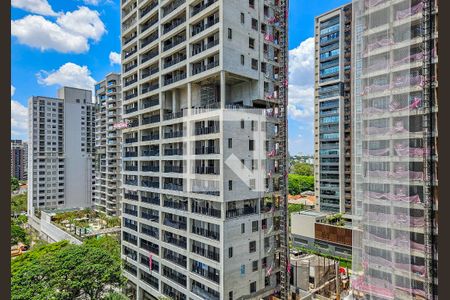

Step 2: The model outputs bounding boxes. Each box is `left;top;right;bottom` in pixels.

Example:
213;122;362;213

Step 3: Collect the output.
106;217;121;228
11;237;125;300
288;203;304;215
11;193;27;215
291;162;314;176
11;177;20;191
288;174;314;195
103;292;129;300
11;224;29;246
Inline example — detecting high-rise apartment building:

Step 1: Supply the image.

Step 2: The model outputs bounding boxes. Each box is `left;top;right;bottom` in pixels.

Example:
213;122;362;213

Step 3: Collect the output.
314;3;353;213
11;139;27;181
351;0;439;299
27;87;96;215
119;0;289;299
94;73;123;217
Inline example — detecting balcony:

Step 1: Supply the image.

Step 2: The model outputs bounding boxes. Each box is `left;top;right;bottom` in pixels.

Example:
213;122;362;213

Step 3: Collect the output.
124;208;138;217
142;133;159;141
226;206;257;218
163;198;188;210
125;166;138;171
192;60;219;75
191;0;218;17
162;266;187;288
140;1;157;18
141;84;159;94
164;148;183;156
141;17;158;33
164;131;184;139
163;111;184;121
195;126;219;135
191;225;219;241
140;239;159;255
164;182;183;192
124;63;137;73
164;73;187;86
124;152;138;158
142;97;159;109
141;66;159;79
141;180;159;188
163;218;187;230
195;166;218;175
142;115;160;125
163;0;186;17
195;146;218;155
141;48;158;63
141;194;160;205
124;48;137;59
192;39;219;56
191;244;220;262
164;54;187;69
124;193;139;201
163;250;187;268
142;165;159;172
141;224;159;239
124;77;137;87
163;233;187;249
125;137;138;143
141;149;159;157
192;285;220;300
163;36;186;51
124;179;138;185
164;165;184;173
123;35;137;45
141;211;159;222
192;204;221;218
192;17;219;36
163;17;186;35
191;261;220;284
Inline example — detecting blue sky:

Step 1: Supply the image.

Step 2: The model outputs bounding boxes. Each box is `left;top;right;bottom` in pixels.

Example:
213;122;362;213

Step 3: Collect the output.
11;0;350;155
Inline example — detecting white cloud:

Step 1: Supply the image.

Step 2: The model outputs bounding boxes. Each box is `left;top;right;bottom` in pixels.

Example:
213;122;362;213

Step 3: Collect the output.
57;6;106;42
11;15;89;53
37;62;96;91
288;37;315;122
83;0;100;5
109;51;121;65
11;6;106;53
11;85;16;97
12;0;57;16
11;100;28;140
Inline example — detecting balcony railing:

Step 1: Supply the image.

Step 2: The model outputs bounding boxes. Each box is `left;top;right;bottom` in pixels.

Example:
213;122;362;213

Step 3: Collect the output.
163;0;186;17
191;226;219;240
164;73;187;86
163;111;184;121
141;211;159;222
124;179;138;185
142;165;159;172
192;245;220;262
192;205;221;218
141;195;160;205
124;64;137;73
124;152;138;157
142;133;159;141
164;199;188;210
163;218;187;230
124;48;137;59
164;183;183;191
124;208;138;216
164;131;184;139
141;150;159;157
164;235;187;249
192;39;219;56
141;49;158;63
124;35;137;45
142;98;159;108
164;55;187;69
195;166;218;174
164;165;184;173
195;147;218;155
163;36;186;51
141;18;158;33
140;1;158;18
142;115;160;125
192;61;219;75
163;18;186;35
141;84;159;94
191;262;220;283
226;206;257;218
141;66;159;79
125;166;138;171
142;180;159;188
164;252;187;268
191;0;218;17
194;126;219;135
124;77;137;87
125;137;138;143
192;17;219;36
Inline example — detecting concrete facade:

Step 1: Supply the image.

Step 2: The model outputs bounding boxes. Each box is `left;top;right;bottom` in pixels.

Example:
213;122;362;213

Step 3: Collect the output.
119;0;286;299
94;73;123;216
11;139;27;181
27;87;95;215
314;4;352;214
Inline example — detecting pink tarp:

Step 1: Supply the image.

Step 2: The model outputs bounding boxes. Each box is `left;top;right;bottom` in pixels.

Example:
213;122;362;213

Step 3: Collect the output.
395;2;424;21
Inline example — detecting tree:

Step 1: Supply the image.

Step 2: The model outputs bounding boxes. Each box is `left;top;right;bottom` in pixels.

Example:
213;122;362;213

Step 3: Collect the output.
288;174;314;195
11;237;125;300
104;292;129;300
291;162;314;176
11;224;28;246
11;193;27;215
11;177;20;191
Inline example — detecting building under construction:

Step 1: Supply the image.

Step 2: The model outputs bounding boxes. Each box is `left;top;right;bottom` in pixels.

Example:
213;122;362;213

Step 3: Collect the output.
119;0;290;299
351;0;438;299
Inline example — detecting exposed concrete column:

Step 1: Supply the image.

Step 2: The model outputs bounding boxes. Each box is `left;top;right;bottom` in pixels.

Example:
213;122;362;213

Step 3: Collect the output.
220;71;226;109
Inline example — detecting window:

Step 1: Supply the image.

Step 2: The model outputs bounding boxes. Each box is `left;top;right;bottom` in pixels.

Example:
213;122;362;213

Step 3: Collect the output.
249;179;255;190
252;260;258;271
251;59;258;70
261;62;267;73
249;241;256;253
240;55;245;65
251;120;256;131
241;119;245;128
251;18;258;30
228;138;232;148
241;159;245;168
249;38;255;49
241;223;245;234
249;140;254;151
250;281;256;293
251;159;257;170
76;99;80;103
228;180;233;191
228;28;232;39
241;13;245;24
240;264;246;275
249;0;254;8
252;221;258;232
229;247;233;258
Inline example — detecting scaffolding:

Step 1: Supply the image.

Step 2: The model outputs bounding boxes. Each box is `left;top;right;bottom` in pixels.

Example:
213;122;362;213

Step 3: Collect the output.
351;0;438;299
